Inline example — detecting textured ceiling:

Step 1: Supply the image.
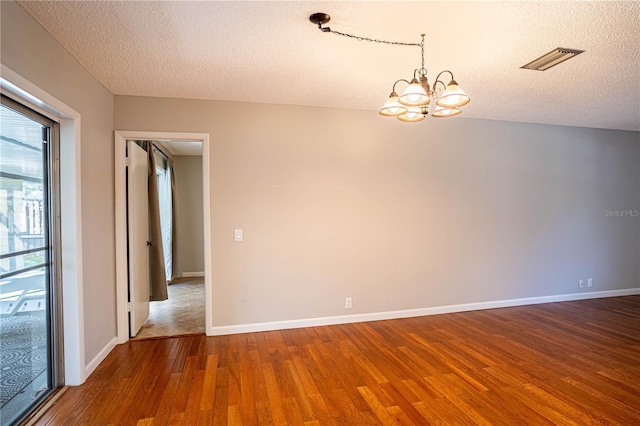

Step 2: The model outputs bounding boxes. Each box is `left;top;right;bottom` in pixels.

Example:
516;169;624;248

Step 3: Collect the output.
17;1;640;131
157;140;202;157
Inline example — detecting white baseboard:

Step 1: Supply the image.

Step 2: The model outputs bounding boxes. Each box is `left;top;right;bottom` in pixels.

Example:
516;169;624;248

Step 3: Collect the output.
208;287;640;336
84;336;117;380
182;271;204;278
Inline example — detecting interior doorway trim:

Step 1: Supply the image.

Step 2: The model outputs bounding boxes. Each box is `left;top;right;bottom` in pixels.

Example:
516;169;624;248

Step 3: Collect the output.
114;131;212;343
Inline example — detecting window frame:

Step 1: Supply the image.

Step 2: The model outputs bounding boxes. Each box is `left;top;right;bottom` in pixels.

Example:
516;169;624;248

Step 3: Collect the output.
0;94;64;424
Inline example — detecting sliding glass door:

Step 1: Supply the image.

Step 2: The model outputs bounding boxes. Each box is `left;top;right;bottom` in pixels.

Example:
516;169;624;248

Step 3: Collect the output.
0;95;62;425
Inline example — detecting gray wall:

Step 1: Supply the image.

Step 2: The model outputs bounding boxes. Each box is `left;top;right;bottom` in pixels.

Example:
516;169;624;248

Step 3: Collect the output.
173;155;204;274
1;1;115;362
114;96;640;327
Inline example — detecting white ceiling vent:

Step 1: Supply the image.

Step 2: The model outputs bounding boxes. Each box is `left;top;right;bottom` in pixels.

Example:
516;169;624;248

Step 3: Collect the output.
521;48;585;71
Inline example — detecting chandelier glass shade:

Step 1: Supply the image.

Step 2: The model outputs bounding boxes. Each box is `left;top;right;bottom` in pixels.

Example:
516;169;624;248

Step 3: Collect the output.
379;92;408;116
436;80;471;108
398;79;430;107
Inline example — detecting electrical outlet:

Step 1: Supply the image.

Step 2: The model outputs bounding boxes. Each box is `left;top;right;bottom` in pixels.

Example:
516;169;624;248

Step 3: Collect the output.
579;279;584;289
345;297;352;309
588;278;593;288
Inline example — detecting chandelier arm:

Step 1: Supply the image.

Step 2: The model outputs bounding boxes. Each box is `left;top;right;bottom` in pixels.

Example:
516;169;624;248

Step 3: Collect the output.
392;79;411;93
432;80;447;96
434;70;455;84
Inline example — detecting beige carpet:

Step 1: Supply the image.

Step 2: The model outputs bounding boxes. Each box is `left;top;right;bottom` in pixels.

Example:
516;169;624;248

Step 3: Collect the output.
134;277;205;339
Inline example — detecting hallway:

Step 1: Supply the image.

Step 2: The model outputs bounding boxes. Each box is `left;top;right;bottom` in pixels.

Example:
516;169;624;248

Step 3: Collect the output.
134;277;204;339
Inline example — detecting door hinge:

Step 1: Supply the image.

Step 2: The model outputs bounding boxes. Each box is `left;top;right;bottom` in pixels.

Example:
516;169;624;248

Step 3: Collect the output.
125;157;131;167
127;302;133;312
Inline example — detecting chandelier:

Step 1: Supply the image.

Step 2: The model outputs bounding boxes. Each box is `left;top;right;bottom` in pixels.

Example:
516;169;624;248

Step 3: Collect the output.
310;13;470;123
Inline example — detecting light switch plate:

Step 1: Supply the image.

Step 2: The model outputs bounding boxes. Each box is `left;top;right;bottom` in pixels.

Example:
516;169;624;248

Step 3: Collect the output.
234;229;243;242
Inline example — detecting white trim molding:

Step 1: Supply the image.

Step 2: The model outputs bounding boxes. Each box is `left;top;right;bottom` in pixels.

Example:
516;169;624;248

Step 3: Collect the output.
85;337;117;379
181;272;205;278
114;131;213;344
1;65;86;385
208;287;640;336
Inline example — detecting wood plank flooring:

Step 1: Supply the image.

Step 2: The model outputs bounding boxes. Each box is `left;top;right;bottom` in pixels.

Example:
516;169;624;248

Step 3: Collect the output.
36;296;640;425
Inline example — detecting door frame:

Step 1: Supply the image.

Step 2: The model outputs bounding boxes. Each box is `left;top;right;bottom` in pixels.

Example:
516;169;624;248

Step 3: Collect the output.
114;131;212;343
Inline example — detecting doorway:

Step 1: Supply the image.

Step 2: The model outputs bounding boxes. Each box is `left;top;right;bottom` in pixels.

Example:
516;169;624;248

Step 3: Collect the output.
114;131;212;344
131;140;205;339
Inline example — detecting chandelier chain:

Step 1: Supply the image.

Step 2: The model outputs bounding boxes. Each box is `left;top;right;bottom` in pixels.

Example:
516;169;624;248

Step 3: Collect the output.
323;27;427;72
327;29;422;48
421;35;425;71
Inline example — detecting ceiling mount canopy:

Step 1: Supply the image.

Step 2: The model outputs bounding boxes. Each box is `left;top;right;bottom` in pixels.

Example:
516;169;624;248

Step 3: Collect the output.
310;13;470;123
309;13;331;29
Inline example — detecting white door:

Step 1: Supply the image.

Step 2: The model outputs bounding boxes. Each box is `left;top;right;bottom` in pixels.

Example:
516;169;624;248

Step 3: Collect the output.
127;141;150;337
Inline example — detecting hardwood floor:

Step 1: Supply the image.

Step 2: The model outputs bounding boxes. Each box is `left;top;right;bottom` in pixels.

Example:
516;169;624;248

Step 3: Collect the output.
36;296;640;425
